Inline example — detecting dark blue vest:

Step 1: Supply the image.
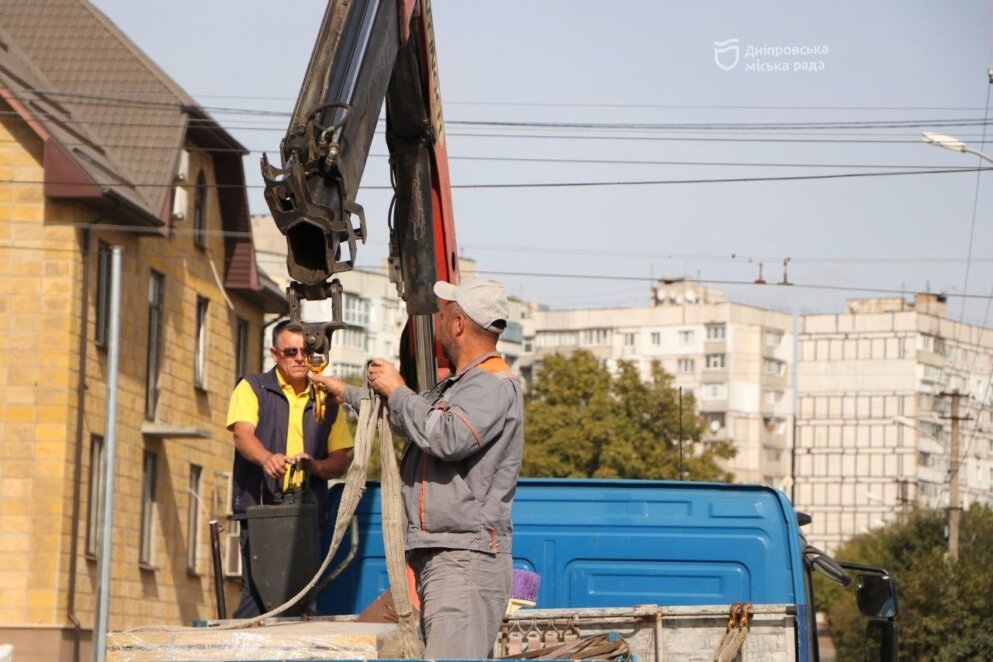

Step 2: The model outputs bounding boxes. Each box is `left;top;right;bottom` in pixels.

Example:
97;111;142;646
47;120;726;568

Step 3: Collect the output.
231;368;339;515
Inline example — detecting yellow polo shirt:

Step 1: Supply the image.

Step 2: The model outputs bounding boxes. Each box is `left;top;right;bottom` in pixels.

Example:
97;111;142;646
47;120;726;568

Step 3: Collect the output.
226;371;353;490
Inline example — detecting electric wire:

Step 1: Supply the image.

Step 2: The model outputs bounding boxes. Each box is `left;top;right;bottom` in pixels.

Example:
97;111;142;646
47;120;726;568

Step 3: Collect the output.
952;77;993;466
8;85;991;112
4;166;992;191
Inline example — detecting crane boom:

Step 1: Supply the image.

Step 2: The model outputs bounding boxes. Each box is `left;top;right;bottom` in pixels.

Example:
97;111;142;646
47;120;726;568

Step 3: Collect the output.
262;0;459;391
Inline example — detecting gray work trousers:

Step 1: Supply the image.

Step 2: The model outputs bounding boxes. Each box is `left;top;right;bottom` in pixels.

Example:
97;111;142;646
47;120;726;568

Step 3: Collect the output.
409;547;512;659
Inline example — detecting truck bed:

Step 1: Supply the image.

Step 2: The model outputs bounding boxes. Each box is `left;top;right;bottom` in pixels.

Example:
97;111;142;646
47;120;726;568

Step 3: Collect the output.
106;603;798;661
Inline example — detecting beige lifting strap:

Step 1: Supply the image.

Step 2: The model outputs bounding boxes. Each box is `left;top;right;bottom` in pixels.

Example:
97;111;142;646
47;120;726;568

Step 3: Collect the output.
373;394;423;658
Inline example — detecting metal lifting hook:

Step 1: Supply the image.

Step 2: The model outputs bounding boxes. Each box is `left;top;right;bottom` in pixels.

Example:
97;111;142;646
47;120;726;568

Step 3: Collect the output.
308;353;330;422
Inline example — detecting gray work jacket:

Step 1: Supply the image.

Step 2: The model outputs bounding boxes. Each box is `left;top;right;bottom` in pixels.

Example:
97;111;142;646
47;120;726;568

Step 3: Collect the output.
346;352;524;554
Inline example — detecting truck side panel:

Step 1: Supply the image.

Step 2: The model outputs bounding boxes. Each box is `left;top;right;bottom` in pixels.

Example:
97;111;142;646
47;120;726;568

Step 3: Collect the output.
319;479;808;617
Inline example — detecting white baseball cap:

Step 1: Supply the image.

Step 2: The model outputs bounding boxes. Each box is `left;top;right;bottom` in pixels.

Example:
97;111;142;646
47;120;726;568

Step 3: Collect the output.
434;279;509;335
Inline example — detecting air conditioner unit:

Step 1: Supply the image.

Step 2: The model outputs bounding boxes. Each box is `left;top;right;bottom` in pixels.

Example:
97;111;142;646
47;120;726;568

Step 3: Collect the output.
215;470;242;577
224;519;242;577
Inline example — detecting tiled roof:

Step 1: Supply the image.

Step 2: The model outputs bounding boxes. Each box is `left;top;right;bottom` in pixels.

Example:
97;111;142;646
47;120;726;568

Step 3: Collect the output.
0;0;282;308
0;1;200;222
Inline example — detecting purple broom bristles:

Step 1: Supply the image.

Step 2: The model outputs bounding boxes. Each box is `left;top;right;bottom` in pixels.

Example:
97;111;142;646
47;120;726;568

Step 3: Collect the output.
511;568;540;602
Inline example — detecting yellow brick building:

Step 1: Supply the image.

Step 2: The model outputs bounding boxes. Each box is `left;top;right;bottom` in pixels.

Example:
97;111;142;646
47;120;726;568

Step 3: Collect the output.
0;3;286;659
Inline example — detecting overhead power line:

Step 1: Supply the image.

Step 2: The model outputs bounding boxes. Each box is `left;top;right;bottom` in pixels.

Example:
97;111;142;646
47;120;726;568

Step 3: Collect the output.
3;166;992;191
5;85;990;113
3;218;991;300
10;216;993;268
6;104;993;134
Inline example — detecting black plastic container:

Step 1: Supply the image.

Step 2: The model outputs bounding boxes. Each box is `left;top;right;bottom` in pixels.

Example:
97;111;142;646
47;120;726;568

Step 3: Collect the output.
245;501;320;616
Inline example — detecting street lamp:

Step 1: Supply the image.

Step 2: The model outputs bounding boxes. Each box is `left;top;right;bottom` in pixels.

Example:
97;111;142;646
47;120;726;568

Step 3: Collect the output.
921;131;993;165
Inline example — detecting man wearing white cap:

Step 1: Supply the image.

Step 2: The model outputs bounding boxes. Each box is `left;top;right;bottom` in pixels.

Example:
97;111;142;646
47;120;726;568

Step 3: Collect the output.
312;279;524;658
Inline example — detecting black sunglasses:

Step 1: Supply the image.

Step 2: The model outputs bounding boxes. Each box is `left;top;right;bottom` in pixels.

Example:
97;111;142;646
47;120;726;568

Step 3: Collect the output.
274;347;310;358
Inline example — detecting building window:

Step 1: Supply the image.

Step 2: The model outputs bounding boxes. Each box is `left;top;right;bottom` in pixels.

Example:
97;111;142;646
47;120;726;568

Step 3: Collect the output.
764;329;784;346
651;332;661;346
140;451;158;567
235;318;249;384
332;362;365;378
702;382;727;400
580;328;610;346
193;171;207;248
85;434;106;558
763;358;785;376
503;322;524;343
335;327;369;350
95;242;112;347
703;412;726;433
705;353;726;369
145;272;165;420
623;332;636;347
764;389;785;405
343;293;370;326
535;330;578;348
763;416;786;435
194;297;209;389
678;329;694;345
187;465;202;573
678;358;695;373
921;364;943;384
706;324;726;340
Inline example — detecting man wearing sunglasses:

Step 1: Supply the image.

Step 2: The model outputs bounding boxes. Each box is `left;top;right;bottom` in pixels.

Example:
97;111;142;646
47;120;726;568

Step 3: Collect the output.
225;319;353;617
310;279;524;658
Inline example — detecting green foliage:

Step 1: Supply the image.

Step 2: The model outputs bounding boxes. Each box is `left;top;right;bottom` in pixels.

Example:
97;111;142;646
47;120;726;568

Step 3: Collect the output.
522;350;735;481
817;505;993;661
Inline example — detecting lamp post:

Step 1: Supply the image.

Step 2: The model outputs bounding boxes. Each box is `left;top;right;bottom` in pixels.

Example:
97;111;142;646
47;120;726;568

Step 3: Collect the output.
921;132;985;560
921;131;993;165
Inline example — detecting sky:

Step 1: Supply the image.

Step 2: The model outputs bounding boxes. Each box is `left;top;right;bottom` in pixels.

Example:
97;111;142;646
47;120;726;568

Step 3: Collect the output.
90;0;993;322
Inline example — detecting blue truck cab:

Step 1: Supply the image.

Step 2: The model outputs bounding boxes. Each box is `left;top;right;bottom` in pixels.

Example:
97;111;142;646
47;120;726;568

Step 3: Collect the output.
321;478;897;661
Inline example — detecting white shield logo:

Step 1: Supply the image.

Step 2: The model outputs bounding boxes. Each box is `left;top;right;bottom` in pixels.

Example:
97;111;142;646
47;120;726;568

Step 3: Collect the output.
713;38;740;71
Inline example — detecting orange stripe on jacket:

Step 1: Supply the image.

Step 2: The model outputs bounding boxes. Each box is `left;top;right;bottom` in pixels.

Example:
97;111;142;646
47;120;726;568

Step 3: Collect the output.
477;356;511;375
449;409;483;447
419;455;427;530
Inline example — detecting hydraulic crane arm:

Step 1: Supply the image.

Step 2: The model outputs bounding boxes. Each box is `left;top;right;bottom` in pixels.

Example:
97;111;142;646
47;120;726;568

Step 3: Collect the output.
262;0;459;391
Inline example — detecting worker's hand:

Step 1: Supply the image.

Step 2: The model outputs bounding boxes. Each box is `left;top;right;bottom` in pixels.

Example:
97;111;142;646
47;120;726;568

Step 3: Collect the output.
262;452;289;479
367;358;406;398
290;452;313;473
309;373;346;403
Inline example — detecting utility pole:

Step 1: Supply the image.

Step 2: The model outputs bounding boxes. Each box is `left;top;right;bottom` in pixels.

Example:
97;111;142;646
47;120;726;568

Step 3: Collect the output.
939;390;969;561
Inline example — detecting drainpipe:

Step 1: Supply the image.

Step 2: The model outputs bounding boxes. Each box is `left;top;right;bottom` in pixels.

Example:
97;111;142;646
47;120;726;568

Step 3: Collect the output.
67;203;117;662
93;245;122;662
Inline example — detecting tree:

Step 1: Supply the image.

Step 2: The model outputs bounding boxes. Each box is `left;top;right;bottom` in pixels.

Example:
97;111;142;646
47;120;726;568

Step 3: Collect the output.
522;350;735;480
816;505;993;661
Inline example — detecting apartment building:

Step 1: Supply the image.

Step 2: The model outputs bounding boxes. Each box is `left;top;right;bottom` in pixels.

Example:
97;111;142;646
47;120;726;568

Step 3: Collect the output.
520;278;794;485
0;4;284;658
795;293;993;552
